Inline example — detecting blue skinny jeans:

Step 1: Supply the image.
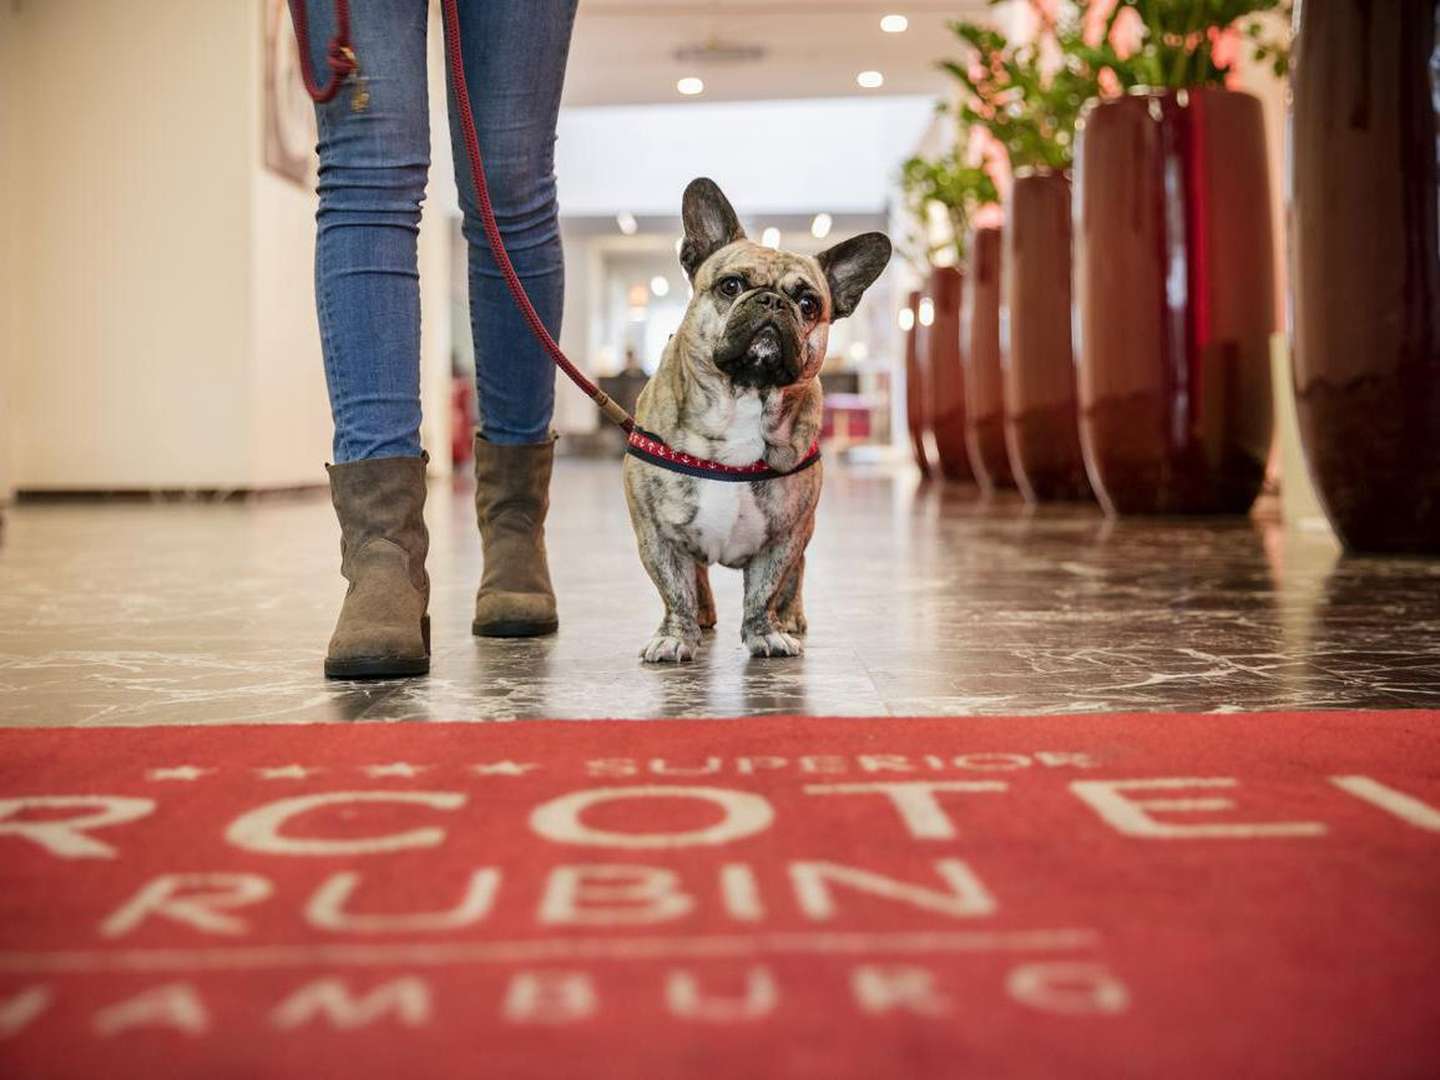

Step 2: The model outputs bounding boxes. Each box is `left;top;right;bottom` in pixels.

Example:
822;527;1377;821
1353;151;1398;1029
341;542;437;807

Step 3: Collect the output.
302;0;578;461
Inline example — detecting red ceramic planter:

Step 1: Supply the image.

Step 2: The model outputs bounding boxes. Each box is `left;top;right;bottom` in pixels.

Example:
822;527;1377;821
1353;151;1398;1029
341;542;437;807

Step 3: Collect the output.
961;227;1015;493
915;267;972;483
1291;0;1440;553
1003;171;1091;503
1074;87;1276;515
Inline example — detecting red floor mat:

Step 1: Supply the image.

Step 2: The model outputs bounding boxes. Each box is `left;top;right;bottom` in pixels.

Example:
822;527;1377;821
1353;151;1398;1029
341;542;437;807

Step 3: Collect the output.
1;712;1437;1079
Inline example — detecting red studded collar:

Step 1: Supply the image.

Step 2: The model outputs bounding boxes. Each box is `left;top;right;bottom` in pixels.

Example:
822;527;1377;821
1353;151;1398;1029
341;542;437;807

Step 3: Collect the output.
626;428;821;482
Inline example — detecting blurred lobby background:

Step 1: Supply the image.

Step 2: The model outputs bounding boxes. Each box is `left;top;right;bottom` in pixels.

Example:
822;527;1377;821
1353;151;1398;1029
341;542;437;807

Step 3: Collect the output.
0;0;1295;501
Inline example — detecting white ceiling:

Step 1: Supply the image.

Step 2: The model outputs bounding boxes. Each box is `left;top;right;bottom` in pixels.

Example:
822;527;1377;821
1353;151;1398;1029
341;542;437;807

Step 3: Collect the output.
562;0;989;107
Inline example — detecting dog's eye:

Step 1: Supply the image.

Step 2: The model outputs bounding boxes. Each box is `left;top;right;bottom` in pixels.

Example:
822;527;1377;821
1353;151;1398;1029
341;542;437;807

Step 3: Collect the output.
717;276;744;298
798;295;820;321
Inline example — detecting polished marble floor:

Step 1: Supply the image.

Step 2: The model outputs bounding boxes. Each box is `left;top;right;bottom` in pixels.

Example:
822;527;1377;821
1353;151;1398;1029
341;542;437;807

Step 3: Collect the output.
1;460;1438;726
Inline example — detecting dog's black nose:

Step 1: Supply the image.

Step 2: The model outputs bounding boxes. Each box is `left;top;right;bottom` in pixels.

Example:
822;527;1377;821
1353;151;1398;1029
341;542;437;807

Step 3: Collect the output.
747;325;782;364
754;291;787;312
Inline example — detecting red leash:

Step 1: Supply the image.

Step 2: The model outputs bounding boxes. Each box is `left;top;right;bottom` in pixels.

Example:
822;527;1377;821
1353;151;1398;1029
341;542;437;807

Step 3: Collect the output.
289;0;635;433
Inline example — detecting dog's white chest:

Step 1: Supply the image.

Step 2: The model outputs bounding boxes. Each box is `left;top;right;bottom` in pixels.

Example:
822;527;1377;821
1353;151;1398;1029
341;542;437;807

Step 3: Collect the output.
687;393;768;566
691;481;767;566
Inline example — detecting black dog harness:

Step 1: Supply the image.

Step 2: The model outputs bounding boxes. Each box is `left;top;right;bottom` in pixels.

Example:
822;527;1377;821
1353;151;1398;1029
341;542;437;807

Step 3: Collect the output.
626;428;822;483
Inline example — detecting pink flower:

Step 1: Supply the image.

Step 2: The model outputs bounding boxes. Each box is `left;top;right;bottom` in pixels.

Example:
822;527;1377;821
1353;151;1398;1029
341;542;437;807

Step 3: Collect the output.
1210;25;1244;85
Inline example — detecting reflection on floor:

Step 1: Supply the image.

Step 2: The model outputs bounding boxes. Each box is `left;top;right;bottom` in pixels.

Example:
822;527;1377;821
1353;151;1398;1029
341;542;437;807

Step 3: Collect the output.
1;461;1438;726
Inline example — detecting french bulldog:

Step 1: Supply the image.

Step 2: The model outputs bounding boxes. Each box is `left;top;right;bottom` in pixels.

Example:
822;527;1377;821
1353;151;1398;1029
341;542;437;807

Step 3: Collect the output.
623;177;891;663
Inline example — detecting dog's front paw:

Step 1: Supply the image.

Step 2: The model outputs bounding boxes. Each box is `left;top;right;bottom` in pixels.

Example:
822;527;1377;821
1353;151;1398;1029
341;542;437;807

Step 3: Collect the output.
641;634;699;663
775;609;807;636
744;629;804;658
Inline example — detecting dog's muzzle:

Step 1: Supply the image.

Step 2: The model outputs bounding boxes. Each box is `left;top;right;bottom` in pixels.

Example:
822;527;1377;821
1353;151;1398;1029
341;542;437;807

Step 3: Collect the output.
715;291;803;389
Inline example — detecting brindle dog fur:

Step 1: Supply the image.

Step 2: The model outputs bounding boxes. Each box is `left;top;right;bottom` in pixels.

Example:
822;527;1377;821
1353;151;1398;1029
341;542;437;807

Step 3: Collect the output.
623;178;891;663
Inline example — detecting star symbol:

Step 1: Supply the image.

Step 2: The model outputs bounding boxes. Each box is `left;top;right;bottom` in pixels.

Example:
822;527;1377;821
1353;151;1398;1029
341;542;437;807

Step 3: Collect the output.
147;765;211;781
255;764;319;780
361;762;425;778
471;761;539;776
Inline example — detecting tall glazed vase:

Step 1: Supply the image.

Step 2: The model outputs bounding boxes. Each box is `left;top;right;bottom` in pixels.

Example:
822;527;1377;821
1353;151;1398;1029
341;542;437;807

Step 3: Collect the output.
1074;88;1276;515
1003;170;1091;502
961;227;1015;493
1291;0;1440;553
916;267;973;482
902;289;932;476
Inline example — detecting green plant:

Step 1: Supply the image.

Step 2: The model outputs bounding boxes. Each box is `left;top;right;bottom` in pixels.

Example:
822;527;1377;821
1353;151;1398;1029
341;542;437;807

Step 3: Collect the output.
940;9;1142;172
899;150;1000;266
1113;0;1292;86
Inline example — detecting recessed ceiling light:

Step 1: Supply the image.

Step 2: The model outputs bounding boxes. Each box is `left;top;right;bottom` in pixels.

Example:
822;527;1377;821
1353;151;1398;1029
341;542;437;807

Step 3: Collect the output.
917;297;935;326
880;14;908;33
760;226;781;249
810;212;833;239
616;212;638;235
650;275;671;297
897;307;915;332
857;70;884;89
676;76;705;96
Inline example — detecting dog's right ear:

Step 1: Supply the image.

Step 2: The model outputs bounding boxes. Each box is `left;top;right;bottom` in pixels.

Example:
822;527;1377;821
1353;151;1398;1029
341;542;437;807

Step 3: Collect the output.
679;177;745;280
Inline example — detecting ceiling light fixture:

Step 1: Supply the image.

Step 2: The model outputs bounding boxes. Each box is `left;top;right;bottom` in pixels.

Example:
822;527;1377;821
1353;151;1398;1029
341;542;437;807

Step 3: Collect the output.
676;76;705;96
760;226;781;249
917;297;935;327
616;212;638;235
810;213;833;240
897;307;915;332
857;70;885;89
880;14;909;33
650;275;671;297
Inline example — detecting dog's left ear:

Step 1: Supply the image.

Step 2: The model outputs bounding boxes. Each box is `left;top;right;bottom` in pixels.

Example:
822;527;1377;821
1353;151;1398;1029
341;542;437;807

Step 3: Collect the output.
816;232;892;320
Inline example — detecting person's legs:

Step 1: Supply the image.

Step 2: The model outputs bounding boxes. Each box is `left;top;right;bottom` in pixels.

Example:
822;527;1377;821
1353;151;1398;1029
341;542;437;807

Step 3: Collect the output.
444;0;578;638
447;0;578;444
301;0;432;676
306;0;429;462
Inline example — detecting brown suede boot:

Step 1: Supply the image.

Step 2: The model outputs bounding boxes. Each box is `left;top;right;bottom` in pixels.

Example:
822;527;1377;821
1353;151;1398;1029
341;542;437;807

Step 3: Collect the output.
324;454;431;678
472;434;558;637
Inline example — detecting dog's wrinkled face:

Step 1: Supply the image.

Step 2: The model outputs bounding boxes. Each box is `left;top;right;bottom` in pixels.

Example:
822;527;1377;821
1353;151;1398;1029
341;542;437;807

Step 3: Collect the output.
699;242;827;390
676;178;891;390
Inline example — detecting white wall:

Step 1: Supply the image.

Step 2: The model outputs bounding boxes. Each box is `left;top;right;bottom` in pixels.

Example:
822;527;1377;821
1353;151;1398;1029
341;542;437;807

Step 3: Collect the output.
3;0;452;492
0;3;18;501
7;0;252;490
249;162;332;487
556;96;937;216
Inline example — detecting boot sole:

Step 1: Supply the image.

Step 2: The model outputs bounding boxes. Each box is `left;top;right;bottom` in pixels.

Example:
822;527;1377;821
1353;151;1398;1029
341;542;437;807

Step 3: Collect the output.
472;619;559;639
325;616;431;679
325;655;430;679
